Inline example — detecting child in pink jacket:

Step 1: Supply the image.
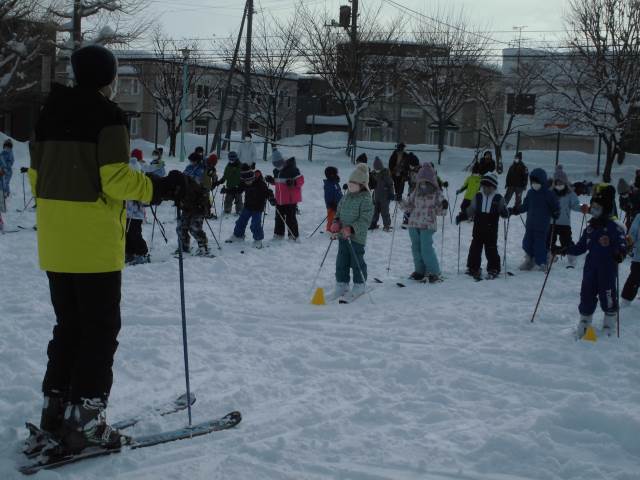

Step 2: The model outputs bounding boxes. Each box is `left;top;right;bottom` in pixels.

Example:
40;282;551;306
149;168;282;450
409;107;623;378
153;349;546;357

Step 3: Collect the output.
267;152;304;240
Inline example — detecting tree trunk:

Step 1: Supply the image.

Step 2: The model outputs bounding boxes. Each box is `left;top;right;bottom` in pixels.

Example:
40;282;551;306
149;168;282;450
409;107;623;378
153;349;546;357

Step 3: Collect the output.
603;142;616;183
168;126;177;157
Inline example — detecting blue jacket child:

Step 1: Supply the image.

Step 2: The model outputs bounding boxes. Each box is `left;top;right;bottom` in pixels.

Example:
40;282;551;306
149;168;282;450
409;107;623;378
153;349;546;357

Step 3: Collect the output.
324;166;343;232
511;168;560;270
566;191;627;336
1;139;15;198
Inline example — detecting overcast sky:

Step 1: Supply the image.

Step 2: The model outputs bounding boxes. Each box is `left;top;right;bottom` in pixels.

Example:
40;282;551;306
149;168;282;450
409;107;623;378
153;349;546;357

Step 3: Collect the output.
149;0;568;49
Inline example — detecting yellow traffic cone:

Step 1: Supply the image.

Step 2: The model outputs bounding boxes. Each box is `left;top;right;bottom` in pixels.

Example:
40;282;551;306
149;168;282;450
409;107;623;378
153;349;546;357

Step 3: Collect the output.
311;288;326;306
583;326;597;342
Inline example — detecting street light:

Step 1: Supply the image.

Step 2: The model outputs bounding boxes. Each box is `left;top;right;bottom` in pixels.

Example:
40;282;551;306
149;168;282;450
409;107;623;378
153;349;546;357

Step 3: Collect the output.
179;48;191;162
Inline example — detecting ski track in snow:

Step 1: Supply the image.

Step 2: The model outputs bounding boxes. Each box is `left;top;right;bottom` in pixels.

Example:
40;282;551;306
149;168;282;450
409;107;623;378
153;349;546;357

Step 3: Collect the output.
1;132;639;480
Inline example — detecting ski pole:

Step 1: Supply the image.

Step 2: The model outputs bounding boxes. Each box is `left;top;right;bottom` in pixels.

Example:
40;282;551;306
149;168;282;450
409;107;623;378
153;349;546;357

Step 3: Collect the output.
440;214;445;271
579;212;586;238
452;192;459;217
307;215;328;239
503;217;510;279
175;207;193;427
21;171;26;208
204;217;222;250
310;238;334;294
616;263;620;338
386;201;399;274
347;237;374;304
531;253;557;323
218;192;226;239
149;206;168;244
16;196;34;214
444;187;453;223
457;222;461;275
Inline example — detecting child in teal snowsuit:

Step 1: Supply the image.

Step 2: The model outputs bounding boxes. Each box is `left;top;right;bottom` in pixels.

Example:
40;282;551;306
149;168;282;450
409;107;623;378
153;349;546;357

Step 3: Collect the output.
329;164;374;301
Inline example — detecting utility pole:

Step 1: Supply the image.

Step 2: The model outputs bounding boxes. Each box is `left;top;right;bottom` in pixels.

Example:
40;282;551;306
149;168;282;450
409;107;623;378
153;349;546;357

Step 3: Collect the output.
350;0;359;163
72;0;82;50
180;48;190;162
242;0;254;137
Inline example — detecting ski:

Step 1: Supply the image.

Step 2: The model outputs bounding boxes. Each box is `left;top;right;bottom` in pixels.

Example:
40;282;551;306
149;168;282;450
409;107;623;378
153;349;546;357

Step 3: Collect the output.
338;287;376;304
19;411;241;475
23;393;196;457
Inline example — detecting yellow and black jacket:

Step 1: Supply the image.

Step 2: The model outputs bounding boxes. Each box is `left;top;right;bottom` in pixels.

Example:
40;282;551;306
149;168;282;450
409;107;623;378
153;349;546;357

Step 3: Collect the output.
29;84;154;273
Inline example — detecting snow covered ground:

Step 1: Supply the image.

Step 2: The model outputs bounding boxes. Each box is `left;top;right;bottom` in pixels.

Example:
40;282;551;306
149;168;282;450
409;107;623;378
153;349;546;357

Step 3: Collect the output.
1;131;640;480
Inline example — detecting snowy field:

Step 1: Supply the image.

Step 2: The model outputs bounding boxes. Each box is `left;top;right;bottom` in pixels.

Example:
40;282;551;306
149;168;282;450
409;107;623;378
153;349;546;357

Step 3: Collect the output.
1;131;639;480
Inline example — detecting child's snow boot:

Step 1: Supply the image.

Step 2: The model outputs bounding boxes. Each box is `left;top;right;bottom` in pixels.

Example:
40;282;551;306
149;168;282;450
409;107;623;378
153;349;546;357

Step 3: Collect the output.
409;272;425;281
519;255;534;271
602;312;616;336
343;283;366;301
383;226;392;232
576;314;593;338
328;282;350;301
428;274;443;284
225;235;243;243
194;245;210;256
253;240;263;249
567;255;576;268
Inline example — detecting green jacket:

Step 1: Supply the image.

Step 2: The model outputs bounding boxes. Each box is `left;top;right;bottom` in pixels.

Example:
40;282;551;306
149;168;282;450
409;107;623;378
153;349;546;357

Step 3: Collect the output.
336;191;374;246
222;162;241;189
460;174;482;201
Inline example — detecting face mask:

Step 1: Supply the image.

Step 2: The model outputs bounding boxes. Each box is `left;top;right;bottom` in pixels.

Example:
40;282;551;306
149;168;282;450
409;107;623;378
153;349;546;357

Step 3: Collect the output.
348;183;360;193
591;206;603;218
531;182;542;191
554;184;565;191
514;158;520;163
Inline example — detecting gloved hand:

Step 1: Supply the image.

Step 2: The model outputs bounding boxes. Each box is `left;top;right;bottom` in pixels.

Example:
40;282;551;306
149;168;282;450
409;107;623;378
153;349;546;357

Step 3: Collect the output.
341;226;352;238
442;199;449;210
20;167;29;173
268;197;276;206
580;204;590;214
456;189;463;195
455;213;465;225
329;221;341;234
286;178;295;187
149;170;188;205
442;181;449;188
613;251;626;263
220;186;227;194
508;207;517;217
343;183;348;191
265;175;275;185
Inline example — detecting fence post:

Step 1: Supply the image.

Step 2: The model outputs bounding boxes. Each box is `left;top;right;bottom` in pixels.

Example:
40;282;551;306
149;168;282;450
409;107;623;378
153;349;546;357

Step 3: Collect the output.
263;139;268;162
204;121;209;154
515;130;521;153
308;114;315;162
596;134;602;176
555;131;561;166
154;111;159;150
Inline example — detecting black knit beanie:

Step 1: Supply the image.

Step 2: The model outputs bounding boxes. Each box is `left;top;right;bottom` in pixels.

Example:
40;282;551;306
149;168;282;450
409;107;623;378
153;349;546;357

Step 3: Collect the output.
71;45;118;89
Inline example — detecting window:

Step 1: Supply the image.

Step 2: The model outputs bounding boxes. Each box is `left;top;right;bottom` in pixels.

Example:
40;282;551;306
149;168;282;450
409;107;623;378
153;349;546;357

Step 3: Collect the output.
196;85;211;99
194;117;209;135
119;78;140;96
506;93;536;115
129;117;140;137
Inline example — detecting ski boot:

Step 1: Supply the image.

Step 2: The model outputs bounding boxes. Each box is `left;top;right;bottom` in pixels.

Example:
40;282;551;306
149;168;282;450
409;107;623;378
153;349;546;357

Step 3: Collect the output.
382;226;392;232
225;235;243;243
58;399;130;454
272;234;285;241
466;269;482;281
428;274;443;284
174;246;190;256
130;254;150;265
24;395;67;457
576;314;593;338
409;272;425;282
519;256;534;271
485;270;499;280
253;240;263;249
602;312;616;337
194;245;211;257
328;282;350;301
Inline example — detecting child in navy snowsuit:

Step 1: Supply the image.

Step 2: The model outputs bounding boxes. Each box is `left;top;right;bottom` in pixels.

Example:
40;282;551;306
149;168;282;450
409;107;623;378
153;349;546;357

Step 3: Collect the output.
621;213;640;306
511;168;560;271
324;166;343;232
566;192;627;336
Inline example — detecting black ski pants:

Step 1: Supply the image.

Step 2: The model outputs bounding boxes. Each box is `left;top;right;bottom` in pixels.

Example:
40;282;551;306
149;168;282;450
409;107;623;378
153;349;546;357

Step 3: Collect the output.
393;176;406;200
467;222;501;274
548;224;574;249
125;218;148;256
42;272;121;403
274;204;299;239
622;262;640;302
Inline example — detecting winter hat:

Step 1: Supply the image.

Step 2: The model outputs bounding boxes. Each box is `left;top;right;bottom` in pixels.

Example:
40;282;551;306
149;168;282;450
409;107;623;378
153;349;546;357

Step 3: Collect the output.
480;173;498;189
373;157;384;171
228;151;239;163
416;163;437;186
207;153;218;167
348;163;370;190
553;165;569;185
592;190;614;216
514;151;522;160
617;178;630;196
239;163;255;183
3;139;12;148
408;153;420;167
396;142;405;150
71;45;118;89
356;153;368;164
130;148;143;162
483;150;493;158
271;149;284;169
325;166;338;178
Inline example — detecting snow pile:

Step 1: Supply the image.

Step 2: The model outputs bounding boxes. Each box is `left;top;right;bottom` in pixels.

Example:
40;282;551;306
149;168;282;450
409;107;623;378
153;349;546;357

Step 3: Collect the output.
1;132;639;480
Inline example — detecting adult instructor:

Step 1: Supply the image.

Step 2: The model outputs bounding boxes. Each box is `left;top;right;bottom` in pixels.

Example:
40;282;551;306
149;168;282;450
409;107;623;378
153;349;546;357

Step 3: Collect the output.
29;45;193;454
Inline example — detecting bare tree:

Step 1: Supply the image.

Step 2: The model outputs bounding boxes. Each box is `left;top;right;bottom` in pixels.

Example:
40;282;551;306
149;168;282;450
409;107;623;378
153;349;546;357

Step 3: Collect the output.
404;7;489;158
243;13;299;142
0;0;50;107
47;0;152;51
135;30;221;156
471;54;542;164
543;0;640;181
298;2;402;155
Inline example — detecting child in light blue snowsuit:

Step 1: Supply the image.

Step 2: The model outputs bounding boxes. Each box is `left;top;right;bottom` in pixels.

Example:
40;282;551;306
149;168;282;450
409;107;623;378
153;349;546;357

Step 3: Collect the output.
511;168;560;271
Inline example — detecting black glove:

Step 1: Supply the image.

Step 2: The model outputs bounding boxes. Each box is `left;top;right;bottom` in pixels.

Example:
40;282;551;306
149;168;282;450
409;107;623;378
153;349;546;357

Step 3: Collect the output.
286;178;295;186
220;186;227;194
343;183;348;191
613;251;625;264
20;167;29;173
265;175;275;185
455;213;465;225
508;207;516;217
149;170;188;205
268;197;276;206
442;199;449;210
442;181;449;188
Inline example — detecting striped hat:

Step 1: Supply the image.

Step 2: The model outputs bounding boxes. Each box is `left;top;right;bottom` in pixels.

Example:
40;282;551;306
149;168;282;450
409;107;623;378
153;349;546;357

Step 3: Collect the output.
480;173;498;189
239;163;255;182
228;151;239;163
